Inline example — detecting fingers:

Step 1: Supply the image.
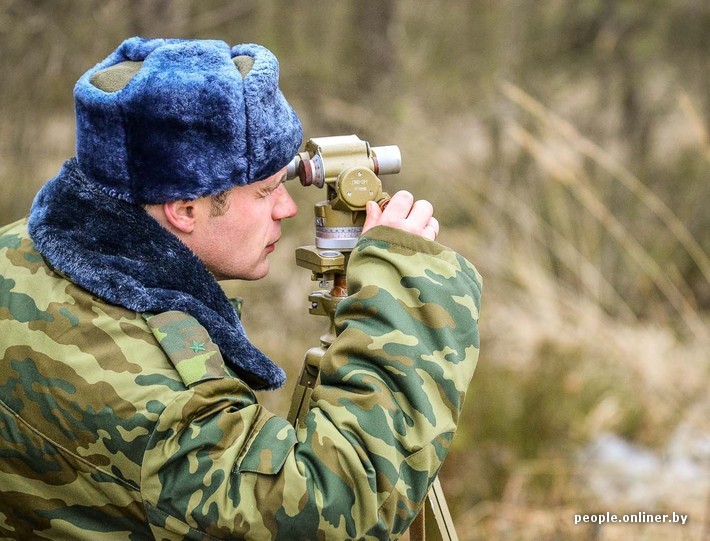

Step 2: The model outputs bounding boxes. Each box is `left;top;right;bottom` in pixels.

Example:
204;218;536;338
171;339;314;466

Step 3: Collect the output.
407;199;434;229
362;190;439;240
422;216;439;241
380;190;415;220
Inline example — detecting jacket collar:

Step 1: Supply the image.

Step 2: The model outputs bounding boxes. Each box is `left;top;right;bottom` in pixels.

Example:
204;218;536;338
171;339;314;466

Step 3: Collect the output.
27;158;285;390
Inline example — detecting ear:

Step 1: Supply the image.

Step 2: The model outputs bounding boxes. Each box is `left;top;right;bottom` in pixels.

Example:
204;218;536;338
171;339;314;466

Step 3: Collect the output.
162;200;196;234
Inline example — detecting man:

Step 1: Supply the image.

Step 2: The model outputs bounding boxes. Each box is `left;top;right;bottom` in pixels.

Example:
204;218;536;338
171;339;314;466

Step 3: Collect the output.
0;37;482;539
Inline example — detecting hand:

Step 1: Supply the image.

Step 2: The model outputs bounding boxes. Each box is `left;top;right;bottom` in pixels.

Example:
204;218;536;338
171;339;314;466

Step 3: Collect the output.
362;190;440;241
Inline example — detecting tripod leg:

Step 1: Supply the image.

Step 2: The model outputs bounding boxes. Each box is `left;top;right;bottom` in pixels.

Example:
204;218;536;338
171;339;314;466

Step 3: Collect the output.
410;477;459;541
409;507;425;541
287;347;324;426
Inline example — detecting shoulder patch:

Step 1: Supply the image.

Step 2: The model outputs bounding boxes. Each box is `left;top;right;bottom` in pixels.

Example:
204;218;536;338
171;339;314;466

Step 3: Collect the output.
144;310;226;387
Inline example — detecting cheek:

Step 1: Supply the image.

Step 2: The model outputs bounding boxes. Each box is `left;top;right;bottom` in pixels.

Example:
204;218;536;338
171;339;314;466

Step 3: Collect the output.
221;214;259;253
216;204;270;254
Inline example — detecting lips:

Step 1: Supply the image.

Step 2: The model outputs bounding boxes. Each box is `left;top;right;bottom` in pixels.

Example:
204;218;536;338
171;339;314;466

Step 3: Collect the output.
265;237;279;252
265;227;282;253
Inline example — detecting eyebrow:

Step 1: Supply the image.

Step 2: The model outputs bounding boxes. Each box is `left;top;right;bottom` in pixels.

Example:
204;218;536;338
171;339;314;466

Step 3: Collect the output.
257;173;286;196
268;172;287;191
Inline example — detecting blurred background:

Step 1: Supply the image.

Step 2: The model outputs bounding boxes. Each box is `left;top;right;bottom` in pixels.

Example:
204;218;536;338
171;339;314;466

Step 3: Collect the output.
1;1;708;539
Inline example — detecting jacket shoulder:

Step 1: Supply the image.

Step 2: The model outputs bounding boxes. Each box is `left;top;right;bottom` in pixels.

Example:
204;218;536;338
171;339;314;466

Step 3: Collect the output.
144;311;227;387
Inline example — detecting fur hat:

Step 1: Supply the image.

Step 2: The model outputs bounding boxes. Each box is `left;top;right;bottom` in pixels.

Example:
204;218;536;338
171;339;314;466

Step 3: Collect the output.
74;37;302;204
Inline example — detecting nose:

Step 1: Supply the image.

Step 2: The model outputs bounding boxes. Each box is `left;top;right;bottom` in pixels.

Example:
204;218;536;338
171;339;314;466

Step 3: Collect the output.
273;183;298;220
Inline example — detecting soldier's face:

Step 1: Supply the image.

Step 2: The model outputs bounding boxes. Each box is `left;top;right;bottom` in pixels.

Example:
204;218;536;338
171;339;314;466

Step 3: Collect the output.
195;168;297;281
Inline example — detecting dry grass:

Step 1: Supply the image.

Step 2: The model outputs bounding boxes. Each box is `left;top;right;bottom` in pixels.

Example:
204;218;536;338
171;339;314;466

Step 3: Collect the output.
424;85;710;540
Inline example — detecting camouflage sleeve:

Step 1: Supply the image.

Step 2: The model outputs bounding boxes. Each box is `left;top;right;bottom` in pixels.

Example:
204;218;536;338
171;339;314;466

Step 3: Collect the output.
141;225;482;540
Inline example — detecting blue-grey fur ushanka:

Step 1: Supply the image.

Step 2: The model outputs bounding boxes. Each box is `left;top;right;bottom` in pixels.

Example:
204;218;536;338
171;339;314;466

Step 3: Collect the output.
74;37;302;203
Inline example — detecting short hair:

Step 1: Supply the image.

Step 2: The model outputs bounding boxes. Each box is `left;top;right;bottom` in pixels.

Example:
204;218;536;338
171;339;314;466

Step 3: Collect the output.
210;190;231;217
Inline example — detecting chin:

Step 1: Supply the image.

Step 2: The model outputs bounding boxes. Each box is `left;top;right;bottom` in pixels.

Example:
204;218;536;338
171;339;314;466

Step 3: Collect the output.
210;257;270;281
234;265;270;282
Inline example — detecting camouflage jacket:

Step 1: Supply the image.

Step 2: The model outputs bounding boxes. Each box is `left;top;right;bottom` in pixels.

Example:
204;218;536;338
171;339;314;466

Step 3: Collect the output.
0;216;481;539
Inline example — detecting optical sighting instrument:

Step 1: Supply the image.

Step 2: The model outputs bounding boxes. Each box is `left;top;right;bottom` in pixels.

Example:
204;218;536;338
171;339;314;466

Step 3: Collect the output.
286;134;457;541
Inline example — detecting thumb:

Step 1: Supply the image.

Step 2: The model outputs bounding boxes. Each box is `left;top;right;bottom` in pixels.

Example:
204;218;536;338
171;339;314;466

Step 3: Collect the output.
361;200;382;234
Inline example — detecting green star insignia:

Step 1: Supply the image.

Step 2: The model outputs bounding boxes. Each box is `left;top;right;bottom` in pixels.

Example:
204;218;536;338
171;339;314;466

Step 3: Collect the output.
190;341;206;353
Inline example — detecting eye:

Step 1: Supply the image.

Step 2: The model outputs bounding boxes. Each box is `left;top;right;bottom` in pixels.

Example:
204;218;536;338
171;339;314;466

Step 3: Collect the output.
255;172;287;198
257;179;286;198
